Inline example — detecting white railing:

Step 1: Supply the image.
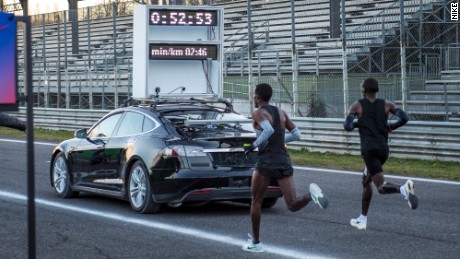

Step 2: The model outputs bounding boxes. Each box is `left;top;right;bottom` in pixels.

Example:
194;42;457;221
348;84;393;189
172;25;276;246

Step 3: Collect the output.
291;117;460;162
12;108;460;162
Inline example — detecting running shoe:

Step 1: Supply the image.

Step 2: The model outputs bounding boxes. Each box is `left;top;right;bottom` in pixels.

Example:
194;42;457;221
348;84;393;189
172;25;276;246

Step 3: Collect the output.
242;233;264;253
309;183;328;209
350;217;367;230
403;180;418;210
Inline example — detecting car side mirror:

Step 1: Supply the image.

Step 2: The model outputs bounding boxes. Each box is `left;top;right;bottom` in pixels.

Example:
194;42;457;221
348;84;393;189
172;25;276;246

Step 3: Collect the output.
75;129;88;139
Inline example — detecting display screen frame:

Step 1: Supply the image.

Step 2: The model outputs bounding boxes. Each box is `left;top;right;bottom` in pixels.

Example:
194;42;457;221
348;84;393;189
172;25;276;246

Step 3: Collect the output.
149;9;218;26
0;12;18;112
149;43;218;60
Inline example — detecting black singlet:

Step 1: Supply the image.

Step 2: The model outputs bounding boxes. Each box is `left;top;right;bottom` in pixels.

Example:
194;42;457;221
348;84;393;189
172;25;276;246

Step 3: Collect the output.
256;105;293;179
357;98;389;153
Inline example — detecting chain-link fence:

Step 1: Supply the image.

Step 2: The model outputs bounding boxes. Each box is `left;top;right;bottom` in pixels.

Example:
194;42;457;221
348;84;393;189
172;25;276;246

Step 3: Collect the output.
9;0;460;121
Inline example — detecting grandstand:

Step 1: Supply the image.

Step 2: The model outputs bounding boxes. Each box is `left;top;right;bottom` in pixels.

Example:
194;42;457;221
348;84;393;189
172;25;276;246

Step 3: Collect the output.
17;4;134;109
218;0;458;74
11;0;460;120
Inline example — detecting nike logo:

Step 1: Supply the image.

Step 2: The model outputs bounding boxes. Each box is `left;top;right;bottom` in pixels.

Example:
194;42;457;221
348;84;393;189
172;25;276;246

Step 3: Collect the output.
0;25;9;30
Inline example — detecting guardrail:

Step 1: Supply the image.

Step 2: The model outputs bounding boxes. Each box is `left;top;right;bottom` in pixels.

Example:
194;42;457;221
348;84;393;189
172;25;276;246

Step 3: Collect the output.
291;117;460;162
14;108;110;131
11;108;460;162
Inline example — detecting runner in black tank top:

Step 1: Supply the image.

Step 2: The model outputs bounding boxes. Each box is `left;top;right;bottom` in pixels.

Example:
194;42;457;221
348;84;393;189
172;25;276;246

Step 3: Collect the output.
256;105;293;179
242;83;328;253
344;78;418;231
358;98;389;153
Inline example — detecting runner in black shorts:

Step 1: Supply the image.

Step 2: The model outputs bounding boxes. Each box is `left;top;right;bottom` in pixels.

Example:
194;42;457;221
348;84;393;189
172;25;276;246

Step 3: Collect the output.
362;149;389;175
242;83;328;253
343;77;418;230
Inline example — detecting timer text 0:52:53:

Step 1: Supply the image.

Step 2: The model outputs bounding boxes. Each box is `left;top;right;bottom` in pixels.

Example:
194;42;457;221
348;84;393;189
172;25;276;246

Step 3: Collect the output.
149;9;217;26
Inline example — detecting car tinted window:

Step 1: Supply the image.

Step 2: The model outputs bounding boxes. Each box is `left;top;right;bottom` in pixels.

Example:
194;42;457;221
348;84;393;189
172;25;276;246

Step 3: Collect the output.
142;116;156;132
116;112;145;136
88;113;123;138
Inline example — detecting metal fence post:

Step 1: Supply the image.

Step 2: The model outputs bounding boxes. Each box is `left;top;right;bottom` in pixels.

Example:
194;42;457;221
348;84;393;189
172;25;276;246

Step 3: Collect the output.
87;7;93;109
341;0;348;116
247;0;253;112
291;0;298;117
400;0;407;111
113;1;119;108
56;14;61;108
64;11;70;108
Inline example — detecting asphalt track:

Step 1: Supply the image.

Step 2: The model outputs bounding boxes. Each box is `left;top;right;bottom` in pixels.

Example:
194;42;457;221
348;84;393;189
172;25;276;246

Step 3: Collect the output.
0;138;459;259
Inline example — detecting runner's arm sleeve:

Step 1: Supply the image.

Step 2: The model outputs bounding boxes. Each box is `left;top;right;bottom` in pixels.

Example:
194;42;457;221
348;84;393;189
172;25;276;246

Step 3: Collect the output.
285;127;301;143
343;113;358;131
389;108;409;131
252;120;274;147
245;120;274;154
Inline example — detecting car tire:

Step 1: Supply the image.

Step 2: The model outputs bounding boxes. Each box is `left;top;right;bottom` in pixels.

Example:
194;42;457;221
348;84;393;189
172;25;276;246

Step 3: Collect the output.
261;197;278;209
52;153;79;198
128;161;161;214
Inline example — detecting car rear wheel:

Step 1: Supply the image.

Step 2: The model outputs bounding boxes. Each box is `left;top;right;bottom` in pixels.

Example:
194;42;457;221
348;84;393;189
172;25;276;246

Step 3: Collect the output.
128;161;161;214
52;153;79;198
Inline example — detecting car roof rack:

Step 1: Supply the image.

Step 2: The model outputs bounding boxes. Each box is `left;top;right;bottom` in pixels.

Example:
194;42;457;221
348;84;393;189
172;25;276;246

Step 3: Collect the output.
184;119;252;129
122;95;234;112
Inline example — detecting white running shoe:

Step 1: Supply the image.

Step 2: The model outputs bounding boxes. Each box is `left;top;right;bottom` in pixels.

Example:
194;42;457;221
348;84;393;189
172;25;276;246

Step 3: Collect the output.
350;217;367;230
309;183;328;209
242;234;264;253
403;180;418;210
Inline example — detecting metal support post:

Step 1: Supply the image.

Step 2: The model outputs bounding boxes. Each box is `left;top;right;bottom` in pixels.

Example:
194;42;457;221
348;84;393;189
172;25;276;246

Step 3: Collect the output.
56;14;61;108
341;0;349;116
87;7;93;109
400;0;407;111
113;2;119;108
291;0;298;117
17;1;37;257
64;11;70;108
247;0;253;112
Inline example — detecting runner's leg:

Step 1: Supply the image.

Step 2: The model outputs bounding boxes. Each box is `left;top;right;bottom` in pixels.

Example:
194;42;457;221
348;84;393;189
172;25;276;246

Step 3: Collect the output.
250;170;271;243
277;176;311;212
362;176;372;216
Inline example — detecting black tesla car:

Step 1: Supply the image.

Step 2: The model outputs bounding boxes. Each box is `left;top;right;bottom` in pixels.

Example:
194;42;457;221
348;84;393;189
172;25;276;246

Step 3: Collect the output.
50;98;282;213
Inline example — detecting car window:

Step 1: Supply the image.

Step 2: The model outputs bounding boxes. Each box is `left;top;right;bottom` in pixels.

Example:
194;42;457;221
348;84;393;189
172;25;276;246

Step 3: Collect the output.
142;116;156;132
88;113;123;138
115;112;145;136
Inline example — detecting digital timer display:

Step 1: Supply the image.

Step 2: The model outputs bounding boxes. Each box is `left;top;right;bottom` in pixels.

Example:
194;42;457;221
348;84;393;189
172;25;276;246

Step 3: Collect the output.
149;44;218;60
149;9;217;26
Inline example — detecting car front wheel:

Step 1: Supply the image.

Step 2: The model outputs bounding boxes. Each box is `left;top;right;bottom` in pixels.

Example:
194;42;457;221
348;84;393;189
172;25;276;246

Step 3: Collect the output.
52;153;79;198
128;161;161;214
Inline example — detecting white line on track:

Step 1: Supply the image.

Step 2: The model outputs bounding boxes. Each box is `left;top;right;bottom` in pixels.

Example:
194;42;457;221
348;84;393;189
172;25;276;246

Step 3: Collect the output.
293;166;460;185
0;138;56;146
0;190;329;259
